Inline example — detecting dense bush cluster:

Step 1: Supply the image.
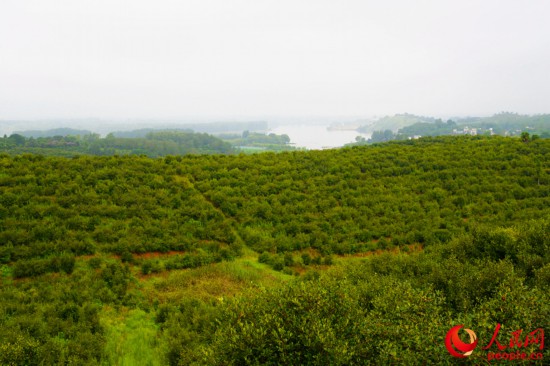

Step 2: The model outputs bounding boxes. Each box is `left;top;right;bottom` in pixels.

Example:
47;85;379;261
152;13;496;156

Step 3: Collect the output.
0;259;134;364
258;251;333;274
187;136;548;254
0;153;241;265
203;221;550;365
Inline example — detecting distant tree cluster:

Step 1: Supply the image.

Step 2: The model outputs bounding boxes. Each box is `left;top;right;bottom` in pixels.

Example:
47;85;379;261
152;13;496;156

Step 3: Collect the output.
218;131;294;152
0;131;234;157
355;112;550;144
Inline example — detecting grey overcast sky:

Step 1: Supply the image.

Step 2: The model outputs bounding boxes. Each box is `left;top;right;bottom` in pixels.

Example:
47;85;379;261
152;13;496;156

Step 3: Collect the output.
1;0;550;119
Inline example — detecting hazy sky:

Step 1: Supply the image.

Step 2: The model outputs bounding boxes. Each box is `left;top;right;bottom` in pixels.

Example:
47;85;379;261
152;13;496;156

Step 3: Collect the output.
1;0;550;119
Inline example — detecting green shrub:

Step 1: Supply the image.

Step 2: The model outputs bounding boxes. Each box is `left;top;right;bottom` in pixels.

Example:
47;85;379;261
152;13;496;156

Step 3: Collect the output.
282;267;294;276
271;256;284;271
59;254;76;274
12;259;49;278
120;251;134;264
258;252;271;264
88;257;102;269
283;253;294;267
141;261;152;275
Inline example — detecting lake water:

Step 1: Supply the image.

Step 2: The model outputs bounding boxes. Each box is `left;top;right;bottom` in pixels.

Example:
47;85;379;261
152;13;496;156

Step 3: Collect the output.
270;125;370;150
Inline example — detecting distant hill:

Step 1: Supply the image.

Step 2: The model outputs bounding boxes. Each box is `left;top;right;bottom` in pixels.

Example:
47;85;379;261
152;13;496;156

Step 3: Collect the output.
112;128;193;138
112;121;268;138
354;112;550;143
458;112;550;134
14;127;93;138
357;113;434;133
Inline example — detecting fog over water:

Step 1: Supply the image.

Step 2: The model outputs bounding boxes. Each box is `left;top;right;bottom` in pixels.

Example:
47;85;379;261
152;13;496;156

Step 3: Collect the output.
271;125;370;150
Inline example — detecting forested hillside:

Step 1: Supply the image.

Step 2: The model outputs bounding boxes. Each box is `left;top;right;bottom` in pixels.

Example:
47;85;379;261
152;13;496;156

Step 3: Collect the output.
355;112;550;143
0;135;548;364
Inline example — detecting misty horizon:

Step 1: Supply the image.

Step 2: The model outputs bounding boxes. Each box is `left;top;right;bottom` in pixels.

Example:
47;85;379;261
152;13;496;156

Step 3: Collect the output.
2;0;550;121
2;110;548;139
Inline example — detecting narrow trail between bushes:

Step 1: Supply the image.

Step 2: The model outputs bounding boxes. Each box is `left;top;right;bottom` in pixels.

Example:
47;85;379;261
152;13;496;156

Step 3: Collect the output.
183;174;248;250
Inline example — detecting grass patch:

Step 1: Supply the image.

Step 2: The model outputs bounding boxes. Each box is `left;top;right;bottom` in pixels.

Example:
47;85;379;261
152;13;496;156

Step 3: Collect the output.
101;308;163;366
137;247;294;306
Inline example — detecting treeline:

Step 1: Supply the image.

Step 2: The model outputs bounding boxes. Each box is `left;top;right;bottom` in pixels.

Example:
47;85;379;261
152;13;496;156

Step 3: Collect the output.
0;130;296;156
460;112;550;134
0;131;234;157
219;131;294;152
111;121;268;137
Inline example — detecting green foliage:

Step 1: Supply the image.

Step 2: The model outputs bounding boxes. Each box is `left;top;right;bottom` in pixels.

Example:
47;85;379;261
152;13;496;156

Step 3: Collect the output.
59;254;76;274
102;309;164;366
356;112;550;140
88;257;103;269
0;268;110;364
257;251;330;273
0;130;234;157
368;129;400;143
357;113;434;133
397;118;457;137
120;250;134;264
0;332;41;365
220;131;295;152
0;154;239;267
205;221;550;365
210;279;369;365
11;254;76;278
0;136;548;364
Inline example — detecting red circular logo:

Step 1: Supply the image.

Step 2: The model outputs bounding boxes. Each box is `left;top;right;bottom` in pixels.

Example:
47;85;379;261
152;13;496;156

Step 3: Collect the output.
445;325;478;358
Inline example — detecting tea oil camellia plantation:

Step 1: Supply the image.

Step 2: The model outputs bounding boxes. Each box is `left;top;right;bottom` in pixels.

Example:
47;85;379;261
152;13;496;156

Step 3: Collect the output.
0;135;549;365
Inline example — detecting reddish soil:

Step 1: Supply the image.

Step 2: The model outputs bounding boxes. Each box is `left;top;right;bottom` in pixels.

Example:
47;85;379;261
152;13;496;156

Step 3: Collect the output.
133;251;186;259
78;251;186;261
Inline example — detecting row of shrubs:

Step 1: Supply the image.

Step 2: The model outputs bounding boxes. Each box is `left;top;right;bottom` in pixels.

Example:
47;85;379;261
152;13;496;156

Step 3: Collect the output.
138;251;231;275
258;251;334;273
12;254;75;278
